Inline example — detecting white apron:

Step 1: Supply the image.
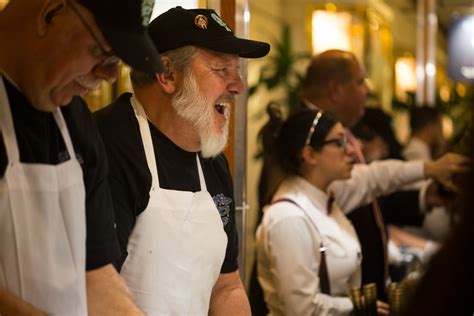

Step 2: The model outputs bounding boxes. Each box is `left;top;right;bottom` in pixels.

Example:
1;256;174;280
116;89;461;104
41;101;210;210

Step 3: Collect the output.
120;97;227;315
0;76;87;315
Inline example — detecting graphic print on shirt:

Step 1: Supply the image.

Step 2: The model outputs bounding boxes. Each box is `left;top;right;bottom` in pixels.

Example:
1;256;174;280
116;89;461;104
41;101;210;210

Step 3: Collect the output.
213;193;232;226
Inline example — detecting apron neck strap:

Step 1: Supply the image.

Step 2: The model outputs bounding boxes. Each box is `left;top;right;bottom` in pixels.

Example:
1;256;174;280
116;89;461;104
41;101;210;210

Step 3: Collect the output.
0;76;20;162
131;96;208;192
196;154;207;191
131;96;160;189
52;109;76;160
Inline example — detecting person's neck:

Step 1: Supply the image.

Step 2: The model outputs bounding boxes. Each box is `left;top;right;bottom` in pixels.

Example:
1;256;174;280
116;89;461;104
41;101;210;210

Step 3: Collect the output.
134;88;201;152
303;96;331;112
301;169;330;193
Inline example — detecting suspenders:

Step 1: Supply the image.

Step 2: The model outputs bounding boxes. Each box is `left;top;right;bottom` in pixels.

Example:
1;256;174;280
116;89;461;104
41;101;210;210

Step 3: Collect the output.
272;198;331;295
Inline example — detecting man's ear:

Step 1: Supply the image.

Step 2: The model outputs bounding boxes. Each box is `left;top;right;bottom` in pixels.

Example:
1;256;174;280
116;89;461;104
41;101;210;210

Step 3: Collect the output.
37;0;65;37
327;79;342;103
155;57;178;94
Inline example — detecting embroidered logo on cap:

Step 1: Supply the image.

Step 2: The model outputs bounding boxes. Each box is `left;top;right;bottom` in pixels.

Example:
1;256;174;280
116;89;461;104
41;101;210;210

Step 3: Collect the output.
194;15;208;29
141;0;155;26
211;13;232;32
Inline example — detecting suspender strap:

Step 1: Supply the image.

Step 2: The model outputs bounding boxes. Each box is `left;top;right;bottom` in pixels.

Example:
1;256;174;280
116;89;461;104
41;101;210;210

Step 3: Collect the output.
272;198;331;295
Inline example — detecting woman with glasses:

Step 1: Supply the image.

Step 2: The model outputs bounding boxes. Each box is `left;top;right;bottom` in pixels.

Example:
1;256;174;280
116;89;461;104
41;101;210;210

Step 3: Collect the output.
254;104;470;316
255;108;363;316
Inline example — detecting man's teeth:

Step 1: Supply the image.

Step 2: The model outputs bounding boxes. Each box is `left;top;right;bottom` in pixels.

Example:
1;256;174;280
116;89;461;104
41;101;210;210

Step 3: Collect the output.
215;103;226;114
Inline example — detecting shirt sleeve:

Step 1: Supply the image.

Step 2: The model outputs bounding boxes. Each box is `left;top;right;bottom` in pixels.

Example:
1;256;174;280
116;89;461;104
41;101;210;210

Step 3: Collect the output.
218;155;239;273
262;208;353;316
329;160;424;213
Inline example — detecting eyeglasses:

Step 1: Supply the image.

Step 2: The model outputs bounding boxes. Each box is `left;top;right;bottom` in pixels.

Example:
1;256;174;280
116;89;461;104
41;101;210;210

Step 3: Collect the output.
67;0;119;67
322;134;348;148
305;111;323;146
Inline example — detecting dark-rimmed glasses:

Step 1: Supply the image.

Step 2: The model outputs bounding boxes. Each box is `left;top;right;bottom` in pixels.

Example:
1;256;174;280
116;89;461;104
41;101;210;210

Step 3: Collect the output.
321;134;348;149
67;0;119;67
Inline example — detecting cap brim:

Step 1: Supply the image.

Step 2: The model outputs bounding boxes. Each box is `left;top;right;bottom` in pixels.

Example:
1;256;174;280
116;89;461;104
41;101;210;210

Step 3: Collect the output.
98;22;164;75
202;37;270;58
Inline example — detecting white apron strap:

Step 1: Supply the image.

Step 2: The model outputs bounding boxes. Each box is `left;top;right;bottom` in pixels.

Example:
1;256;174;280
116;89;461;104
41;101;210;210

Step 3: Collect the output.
131;95;208;193
130;96;159;190
196;154;207;192
0;76;20;162
52;109;76;160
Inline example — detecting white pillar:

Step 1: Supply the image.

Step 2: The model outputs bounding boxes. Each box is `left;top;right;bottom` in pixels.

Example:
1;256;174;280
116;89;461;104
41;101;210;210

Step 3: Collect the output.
233;0;250;281
416;0;437;106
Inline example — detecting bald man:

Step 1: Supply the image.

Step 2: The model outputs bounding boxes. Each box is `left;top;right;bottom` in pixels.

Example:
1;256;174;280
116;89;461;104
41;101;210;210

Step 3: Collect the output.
301;50;457;299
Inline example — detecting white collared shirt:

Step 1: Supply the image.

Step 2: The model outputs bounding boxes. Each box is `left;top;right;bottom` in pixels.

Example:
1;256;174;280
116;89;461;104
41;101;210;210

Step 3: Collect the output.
256;176;361;316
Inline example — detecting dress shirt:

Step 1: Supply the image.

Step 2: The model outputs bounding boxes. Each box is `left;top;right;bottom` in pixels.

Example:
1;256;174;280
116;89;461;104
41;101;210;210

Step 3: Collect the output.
256;176;361;316
330;160;424;213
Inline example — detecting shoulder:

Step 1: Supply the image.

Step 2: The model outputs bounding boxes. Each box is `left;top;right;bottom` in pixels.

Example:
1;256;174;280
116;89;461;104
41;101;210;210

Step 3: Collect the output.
262;196;307;227
201;153;233;187
61;97;101;155
61;97;95;134
94;93;134;134
92;94;150;206
93;93;142;154
206;153;230;172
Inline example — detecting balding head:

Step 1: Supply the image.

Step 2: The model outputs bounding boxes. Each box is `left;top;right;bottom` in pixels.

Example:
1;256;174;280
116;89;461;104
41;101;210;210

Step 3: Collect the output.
302;49;369;127
303;50;357;98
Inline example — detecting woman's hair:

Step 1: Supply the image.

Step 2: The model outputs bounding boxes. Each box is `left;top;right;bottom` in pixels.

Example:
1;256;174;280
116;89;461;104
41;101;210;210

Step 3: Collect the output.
260;104;339;176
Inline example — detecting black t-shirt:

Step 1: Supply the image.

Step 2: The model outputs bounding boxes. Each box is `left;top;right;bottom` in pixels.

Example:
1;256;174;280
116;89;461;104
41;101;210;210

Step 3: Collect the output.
94;93;239;273
0;78;121;270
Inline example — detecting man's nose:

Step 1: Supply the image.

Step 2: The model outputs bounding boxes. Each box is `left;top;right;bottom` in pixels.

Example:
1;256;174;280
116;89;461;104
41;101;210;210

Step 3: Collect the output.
363;78;371;94
92;60;119;83
345;142;357;157
227;71;245;95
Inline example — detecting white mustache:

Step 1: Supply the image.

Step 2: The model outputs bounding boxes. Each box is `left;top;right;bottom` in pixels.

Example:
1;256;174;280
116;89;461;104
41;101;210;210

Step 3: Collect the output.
215;94;235;105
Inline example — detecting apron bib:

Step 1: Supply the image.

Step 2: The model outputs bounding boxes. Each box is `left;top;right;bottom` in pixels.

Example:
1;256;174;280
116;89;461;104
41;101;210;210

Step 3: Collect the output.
0;76;87;315
120;97;227;315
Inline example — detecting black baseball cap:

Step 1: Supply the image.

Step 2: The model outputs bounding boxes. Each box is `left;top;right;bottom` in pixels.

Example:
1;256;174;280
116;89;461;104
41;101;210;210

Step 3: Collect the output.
78;0;164;74
148;7;270;58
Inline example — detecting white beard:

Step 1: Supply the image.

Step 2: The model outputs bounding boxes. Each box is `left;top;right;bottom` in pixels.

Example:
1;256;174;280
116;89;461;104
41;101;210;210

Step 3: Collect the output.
171;71;231;158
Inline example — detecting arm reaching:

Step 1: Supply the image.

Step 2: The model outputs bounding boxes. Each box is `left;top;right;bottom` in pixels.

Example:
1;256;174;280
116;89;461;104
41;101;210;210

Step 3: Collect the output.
330;153;471;213
0;288;47;316
330;160;424;212
423;152;471;192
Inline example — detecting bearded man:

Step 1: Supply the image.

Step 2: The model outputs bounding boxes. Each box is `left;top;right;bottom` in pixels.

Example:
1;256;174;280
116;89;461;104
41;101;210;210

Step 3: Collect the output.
94;7;269;315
